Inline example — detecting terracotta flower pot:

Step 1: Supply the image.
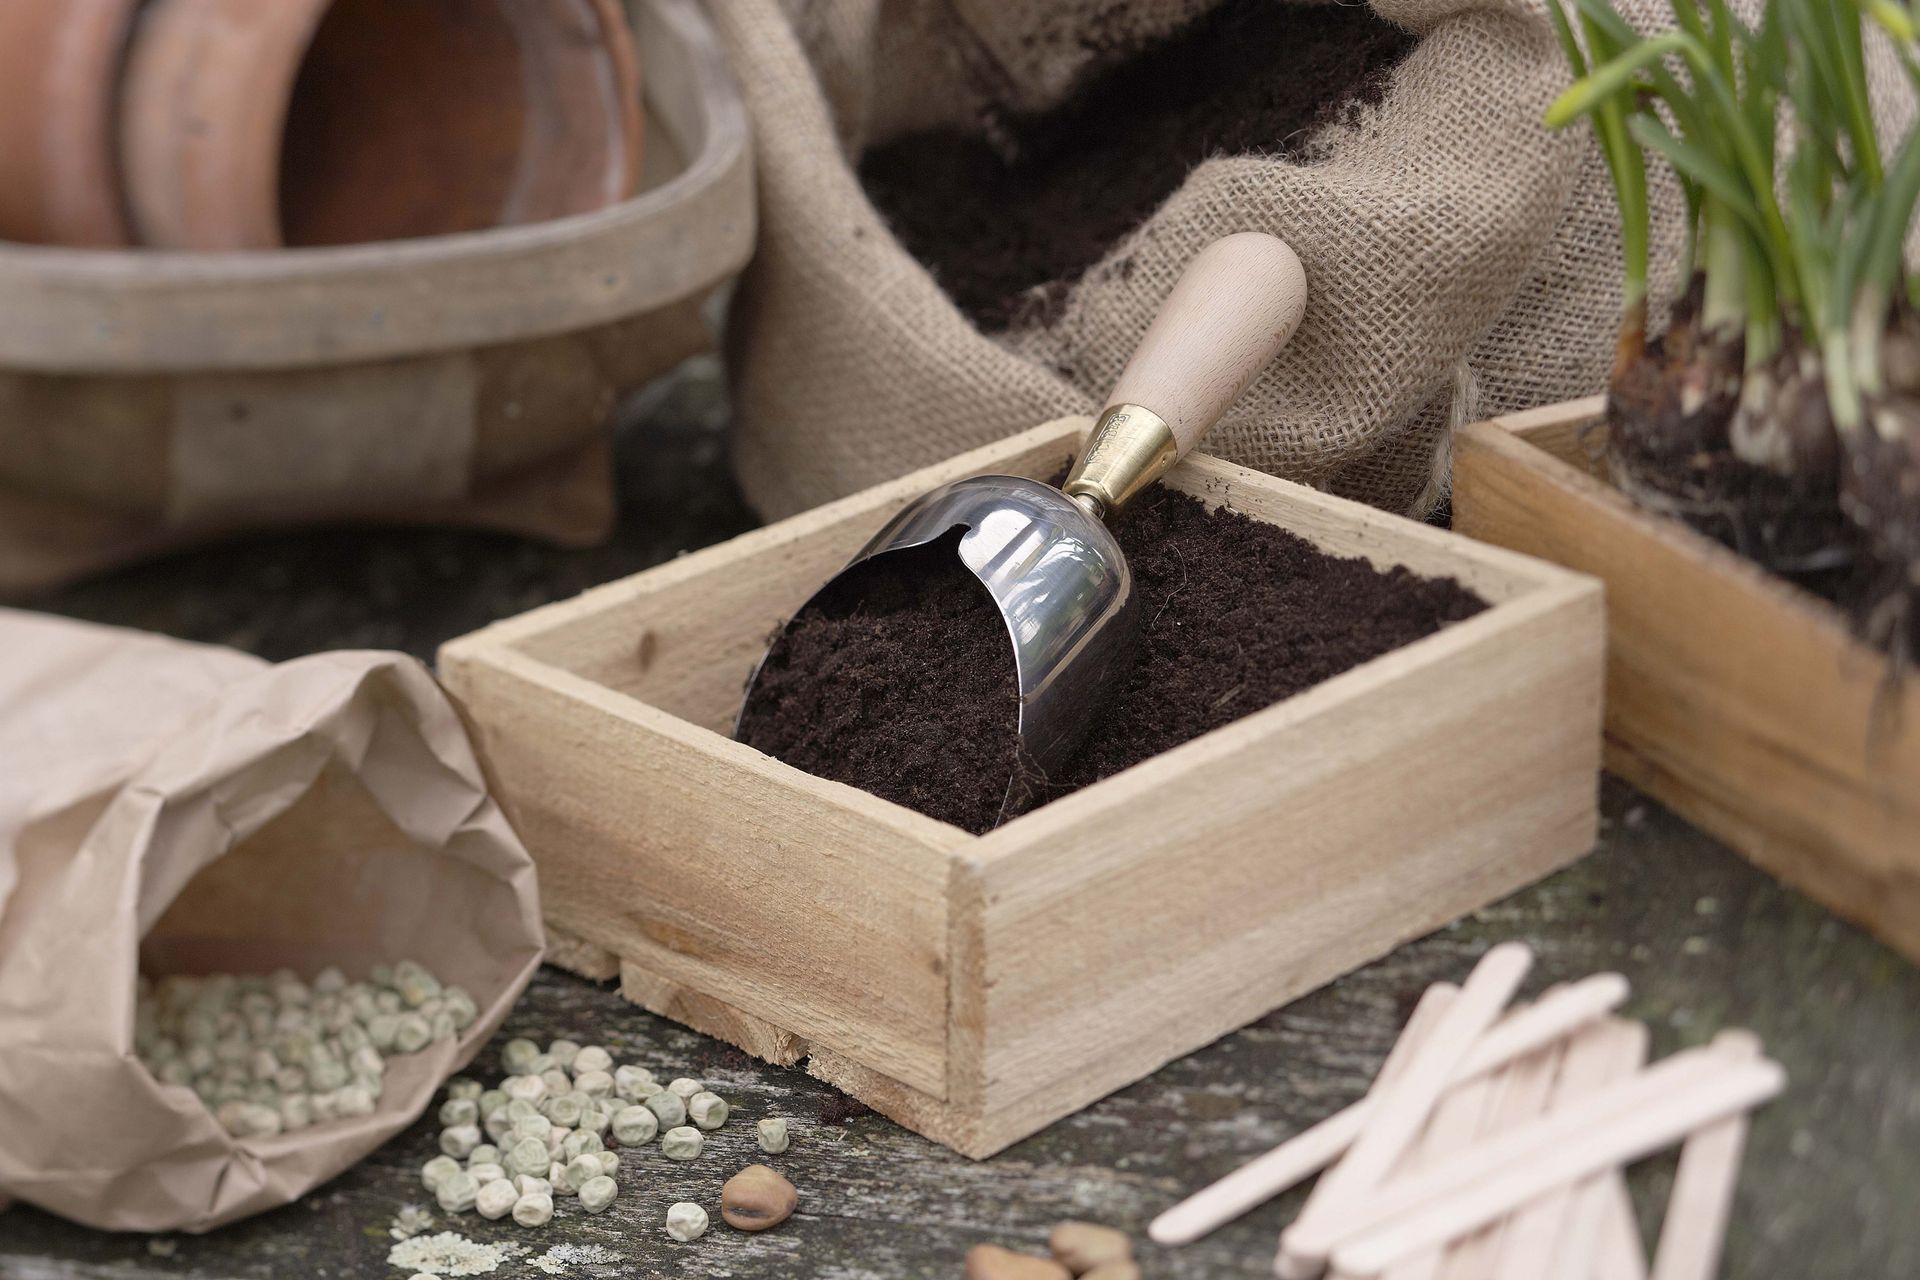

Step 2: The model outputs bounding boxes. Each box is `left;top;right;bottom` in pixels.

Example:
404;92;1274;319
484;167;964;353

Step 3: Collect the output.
0;0;142;246
120;0;644;250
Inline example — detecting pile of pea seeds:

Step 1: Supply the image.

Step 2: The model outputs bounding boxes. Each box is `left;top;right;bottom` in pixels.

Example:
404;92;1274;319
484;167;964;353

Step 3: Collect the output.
135;961;471;1138
421;1036;791;1239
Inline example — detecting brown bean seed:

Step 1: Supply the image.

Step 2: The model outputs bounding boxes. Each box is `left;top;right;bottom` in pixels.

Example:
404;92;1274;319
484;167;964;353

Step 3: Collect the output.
1048;1221;1133;1273
964;1244;1070;1280
719;1164;797;1232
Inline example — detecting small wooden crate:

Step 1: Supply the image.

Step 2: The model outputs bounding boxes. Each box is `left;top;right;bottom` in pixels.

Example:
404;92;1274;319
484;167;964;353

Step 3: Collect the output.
440;417;1605;1156
1454;398;1920;962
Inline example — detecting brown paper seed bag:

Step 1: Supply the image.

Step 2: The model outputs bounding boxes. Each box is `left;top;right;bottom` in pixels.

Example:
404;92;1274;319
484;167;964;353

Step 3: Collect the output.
0;609;545;1233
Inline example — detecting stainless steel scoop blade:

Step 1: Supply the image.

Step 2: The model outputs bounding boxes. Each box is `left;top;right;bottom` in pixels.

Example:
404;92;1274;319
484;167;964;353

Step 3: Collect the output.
738;233;1310;813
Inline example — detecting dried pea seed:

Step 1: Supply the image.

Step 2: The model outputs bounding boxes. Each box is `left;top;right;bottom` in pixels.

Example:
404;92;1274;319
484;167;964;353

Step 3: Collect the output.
614;1065;657;1101
578;1174;618;1214
506;1137;550;1178
754;1118;790;1155
572;1046;614;1075
435;1170;478;1213
467;1143;500;1167
660;1126;703;1161
548;1161;575;1196
525;1053;558;1076
439;1124;482;1158
665;1202;708;1242
484;1111;515;1143
438;1097;478;1127
612;1105;658;1146
547;1040;581;1070
446;1078;482;1102
505;1097;539;1123
543;1094;586;1127
644;1091;686;1129
335;1084;376;1117
514;1174;552;1198
539;1069;573;1097
512;1114;553;1143
592;1150;620;1178
469;1162;507;1186
566;1153;602;1190
392;1013;431;1054
477;1088;508;1119
561;1130;603;1161
513;1191;554;1228
689;1091;729;1130
572;1069;614;1099
475;1178;519;1220
576;1107;611;1138
504;1074;548;1104
666;1077;702;1101
501;1038;540;1074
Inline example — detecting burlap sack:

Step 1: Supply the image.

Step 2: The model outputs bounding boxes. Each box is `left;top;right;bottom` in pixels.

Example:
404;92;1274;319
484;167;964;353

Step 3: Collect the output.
0;610;544;1232
716;0;1690;520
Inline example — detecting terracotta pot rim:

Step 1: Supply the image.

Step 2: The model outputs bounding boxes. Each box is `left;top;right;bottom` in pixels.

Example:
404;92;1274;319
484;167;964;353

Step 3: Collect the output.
121;0;646;251
0;0;753;374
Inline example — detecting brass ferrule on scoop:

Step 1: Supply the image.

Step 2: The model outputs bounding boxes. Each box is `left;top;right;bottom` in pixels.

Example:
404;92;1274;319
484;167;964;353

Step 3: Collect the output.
1063;403;1178;521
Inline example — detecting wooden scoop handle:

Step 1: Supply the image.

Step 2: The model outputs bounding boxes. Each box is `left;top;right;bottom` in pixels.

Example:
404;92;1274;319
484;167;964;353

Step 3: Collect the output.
1105;232;1308;457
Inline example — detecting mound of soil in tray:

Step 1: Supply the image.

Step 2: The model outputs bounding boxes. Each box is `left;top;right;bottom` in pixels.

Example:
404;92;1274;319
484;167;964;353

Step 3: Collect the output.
737;486;1488;835
857;0;1418;332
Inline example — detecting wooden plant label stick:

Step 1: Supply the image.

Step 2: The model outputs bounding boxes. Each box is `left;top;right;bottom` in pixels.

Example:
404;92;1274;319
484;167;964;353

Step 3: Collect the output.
1153;974;1625;1247
1649;1031;1762;1280
1380;1017;1507;1280
1551;1020;1649;1280
1595;1175;1649;1280
1490;1020;1624;1279
1441;1043;1562;1280
1276;942;1534;1279
1327;1055;1787;1274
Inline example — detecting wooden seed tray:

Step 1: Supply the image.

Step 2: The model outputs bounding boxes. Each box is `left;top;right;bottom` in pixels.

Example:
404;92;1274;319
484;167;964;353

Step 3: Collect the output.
1454;398;1920;962
441;417;1605;1156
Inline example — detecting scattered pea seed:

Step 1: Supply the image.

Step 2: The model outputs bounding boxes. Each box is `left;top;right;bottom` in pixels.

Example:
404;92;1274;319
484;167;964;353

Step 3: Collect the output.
469;1162;507;1187
572;1046;614;1076
661;1126;703;1161
614;1065;657;1101
501;1039;540;1074
543;1094;586;1127
512;1113;553;1144
445;1077;483;1102
435;1170;478;1213
666;1077;702;1101
513;1192;555;1228
612;1105;658;1146
525;1053;558;1077
477;1088;508;1119
539;1069;574;1098
644;1091;686;1129
439;1098;478;1127
566;1153;603;1190
504;1075;548;1105
666;1202;709;1242
578;1174;618;1214
593;1150;620;1178
440;1124;482;1158
688;1091;729;1130
475;1178;519;1220
514;1174;552;1198
756;1117;789;1154
548;1039;581;1070
561;1130;603;1161
548;1161;576;1196
506;1137;551;1178
466;1143;500;1168
576;1107;611;1138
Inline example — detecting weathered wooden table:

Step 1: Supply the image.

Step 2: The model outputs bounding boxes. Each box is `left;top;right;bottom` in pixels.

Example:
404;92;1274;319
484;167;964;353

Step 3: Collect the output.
6;362;1917;1277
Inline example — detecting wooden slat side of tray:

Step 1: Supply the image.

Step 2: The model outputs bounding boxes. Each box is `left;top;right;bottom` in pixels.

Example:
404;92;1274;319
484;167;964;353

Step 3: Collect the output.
954;577;1604;1115
1453;411;1920;960
466;418;1087;732
438;641;964;1097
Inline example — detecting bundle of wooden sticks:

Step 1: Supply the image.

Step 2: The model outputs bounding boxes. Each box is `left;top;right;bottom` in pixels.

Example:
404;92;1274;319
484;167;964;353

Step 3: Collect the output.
1151;943;1783;1278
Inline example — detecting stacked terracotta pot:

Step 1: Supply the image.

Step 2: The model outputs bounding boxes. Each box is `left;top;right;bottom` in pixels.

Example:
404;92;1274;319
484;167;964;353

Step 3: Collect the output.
0;0;643;249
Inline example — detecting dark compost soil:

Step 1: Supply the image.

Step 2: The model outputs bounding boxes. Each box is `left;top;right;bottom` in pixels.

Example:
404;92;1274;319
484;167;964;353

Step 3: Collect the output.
736;485;1489;835
857;0;1418;332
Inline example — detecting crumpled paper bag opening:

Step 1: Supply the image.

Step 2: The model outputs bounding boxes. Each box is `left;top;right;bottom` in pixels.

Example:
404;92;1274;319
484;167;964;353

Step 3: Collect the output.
0;610;545;1233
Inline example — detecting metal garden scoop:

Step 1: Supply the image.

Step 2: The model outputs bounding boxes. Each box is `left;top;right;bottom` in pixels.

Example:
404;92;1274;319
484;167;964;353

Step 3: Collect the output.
741;233;1309;804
